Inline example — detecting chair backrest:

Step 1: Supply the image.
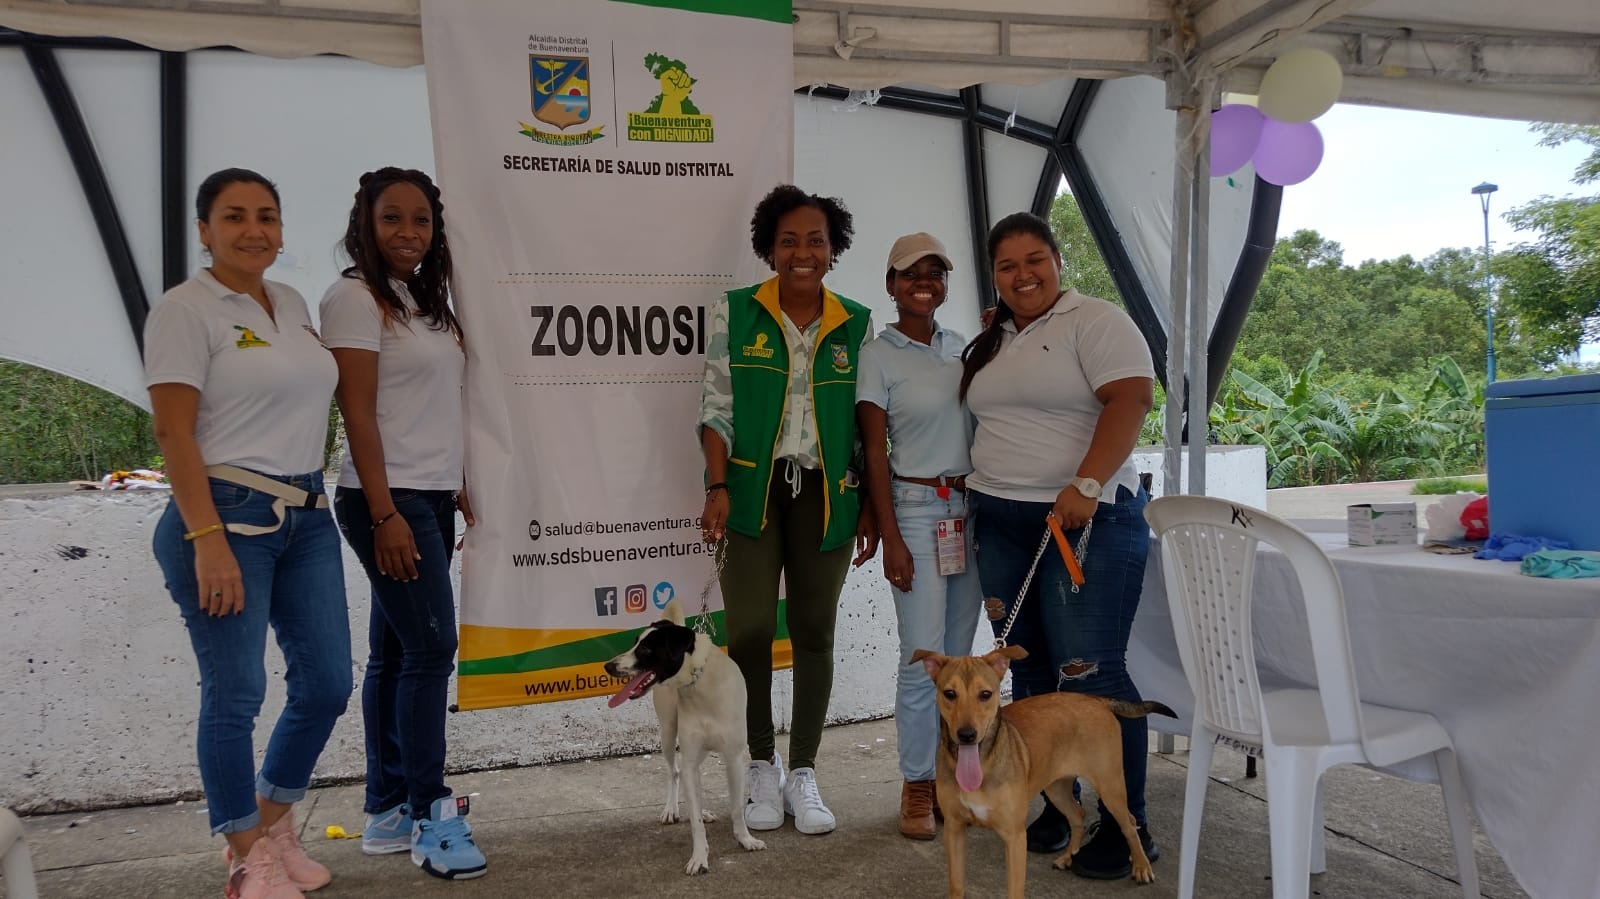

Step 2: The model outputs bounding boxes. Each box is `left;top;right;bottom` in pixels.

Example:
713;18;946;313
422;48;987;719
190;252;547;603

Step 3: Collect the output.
1145;495;1365;748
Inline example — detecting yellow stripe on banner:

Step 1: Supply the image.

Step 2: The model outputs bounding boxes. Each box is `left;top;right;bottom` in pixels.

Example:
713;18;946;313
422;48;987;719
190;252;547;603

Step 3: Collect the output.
456;640;795;709
459;623;620;660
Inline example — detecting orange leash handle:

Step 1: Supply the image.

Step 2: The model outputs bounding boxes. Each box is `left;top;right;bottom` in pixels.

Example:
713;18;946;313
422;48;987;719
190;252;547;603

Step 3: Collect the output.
1046;514;1085;587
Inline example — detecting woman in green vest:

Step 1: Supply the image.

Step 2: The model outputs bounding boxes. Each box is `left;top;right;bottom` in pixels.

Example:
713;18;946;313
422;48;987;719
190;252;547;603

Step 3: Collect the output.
697;183;878;837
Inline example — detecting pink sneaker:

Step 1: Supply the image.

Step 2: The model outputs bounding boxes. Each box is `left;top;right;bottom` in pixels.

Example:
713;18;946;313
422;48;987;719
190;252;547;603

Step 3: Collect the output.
267;811;331;891
224;837;304;899
223;812;329;893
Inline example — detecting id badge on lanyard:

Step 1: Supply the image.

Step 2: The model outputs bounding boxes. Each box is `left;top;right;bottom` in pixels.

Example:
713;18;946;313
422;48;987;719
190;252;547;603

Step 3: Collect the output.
936;516;967;576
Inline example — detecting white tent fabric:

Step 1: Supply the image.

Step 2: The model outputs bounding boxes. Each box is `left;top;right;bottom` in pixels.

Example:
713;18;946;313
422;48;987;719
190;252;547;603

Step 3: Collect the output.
3;0;1597;122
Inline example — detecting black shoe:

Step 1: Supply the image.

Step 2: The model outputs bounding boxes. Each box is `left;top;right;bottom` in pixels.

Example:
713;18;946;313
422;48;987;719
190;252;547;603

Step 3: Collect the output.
1026;795;1072;854
1068;819;1160;880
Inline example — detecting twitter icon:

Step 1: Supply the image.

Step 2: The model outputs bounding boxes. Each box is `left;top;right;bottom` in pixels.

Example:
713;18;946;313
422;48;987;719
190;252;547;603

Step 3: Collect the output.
652;581;675;609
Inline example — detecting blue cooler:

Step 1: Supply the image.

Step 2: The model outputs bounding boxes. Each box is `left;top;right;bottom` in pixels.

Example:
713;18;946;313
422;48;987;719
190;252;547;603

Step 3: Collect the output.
1484;373;1600;550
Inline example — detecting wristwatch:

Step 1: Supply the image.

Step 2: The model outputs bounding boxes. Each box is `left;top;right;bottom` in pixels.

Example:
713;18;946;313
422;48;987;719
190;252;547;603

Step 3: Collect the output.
1069;476;1103;500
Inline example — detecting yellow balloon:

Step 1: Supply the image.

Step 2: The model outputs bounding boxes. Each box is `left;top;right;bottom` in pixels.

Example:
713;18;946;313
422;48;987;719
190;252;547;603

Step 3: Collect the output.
1258;48;1342;123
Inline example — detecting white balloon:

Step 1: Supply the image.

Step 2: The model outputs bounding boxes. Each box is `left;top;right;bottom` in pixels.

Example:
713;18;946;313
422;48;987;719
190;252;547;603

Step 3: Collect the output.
1259;48;1343;123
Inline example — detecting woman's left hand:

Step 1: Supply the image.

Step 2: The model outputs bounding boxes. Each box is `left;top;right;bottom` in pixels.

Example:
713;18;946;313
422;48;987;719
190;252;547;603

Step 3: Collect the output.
455;486;475;551
853;505;880;567
1050;484;1098;532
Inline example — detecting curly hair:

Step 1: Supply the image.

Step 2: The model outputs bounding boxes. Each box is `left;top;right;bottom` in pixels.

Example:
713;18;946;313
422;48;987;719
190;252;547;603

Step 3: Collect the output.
959;212;1061;401
748;184;853;269
339;167;460;338
195;168;279;222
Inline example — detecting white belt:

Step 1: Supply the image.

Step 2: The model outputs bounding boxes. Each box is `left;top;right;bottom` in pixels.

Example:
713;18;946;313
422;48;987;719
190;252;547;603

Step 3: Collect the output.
206;464;329;536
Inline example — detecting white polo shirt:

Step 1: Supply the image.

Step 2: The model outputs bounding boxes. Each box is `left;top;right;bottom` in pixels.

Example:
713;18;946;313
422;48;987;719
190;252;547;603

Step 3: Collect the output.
144;269;338;476
319;276;466;491
856;323;973;480
966;290;1154;504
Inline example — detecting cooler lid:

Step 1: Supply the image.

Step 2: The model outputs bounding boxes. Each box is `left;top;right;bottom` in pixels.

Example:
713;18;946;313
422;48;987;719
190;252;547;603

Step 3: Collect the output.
1485;373;1600;400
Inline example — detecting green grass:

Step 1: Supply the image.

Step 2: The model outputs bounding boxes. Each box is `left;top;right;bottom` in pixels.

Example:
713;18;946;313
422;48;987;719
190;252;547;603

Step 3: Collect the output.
1411;476;1487;495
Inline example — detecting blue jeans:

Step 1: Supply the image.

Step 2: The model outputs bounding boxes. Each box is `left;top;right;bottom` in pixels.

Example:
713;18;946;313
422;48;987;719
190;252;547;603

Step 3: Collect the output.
971;485;1152;825
334;487;458;817
153;471;352;835
887;483;984;781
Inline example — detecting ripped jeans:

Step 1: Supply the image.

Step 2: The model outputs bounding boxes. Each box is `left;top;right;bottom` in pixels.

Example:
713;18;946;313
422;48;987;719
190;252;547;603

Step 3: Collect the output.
334;486;459;817
971;485;1152;825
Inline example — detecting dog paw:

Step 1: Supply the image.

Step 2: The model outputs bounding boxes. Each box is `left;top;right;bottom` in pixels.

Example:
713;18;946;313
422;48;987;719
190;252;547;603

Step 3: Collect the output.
684;854;710;876
701;809;717;823
738;836;766;852
660;807;682;825
1050;852;1074;871
1132;863;1156;884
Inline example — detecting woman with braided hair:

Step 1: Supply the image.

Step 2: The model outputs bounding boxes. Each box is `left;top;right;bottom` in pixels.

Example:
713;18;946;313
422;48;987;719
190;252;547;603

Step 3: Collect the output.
319;167;486;880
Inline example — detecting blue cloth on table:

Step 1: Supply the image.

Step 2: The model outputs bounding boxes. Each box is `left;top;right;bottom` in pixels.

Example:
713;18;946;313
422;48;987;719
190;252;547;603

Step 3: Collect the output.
1474;532;1572;562
1519;549;1600;578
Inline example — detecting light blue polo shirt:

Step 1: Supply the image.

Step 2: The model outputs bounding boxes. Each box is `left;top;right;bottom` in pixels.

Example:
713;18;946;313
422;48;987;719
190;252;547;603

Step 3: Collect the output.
856;323;973;479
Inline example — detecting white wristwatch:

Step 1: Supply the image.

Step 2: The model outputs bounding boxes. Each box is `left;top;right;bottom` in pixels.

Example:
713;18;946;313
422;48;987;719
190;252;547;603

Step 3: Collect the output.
1069;476;1103;499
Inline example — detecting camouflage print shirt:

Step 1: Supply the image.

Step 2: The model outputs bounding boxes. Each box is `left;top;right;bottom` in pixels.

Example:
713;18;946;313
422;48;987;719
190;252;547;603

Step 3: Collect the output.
698;294;873;469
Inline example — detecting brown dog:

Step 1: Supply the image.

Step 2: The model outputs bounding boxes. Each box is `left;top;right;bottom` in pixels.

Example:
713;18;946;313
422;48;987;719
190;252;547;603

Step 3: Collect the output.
912;646;1176;898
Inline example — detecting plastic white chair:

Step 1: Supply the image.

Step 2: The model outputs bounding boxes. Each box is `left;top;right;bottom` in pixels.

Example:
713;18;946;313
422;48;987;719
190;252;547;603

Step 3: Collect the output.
0;807;41;899
1144;495;1479;899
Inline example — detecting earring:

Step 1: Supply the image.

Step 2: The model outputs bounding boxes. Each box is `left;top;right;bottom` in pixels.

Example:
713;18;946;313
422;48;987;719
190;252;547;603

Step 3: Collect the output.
201;246;212;258
277;247;285;255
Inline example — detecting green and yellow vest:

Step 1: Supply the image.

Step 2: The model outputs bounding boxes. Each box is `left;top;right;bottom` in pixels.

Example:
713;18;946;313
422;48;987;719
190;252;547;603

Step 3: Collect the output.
724;277;871;551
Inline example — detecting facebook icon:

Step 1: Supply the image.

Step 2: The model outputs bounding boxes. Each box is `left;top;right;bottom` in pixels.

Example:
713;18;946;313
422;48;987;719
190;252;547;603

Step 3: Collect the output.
594;586;618;616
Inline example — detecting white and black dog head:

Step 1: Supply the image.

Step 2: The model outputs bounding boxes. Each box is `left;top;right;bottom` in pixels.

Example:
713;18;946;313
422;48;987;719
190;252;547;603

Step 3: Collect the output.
604;599;699;708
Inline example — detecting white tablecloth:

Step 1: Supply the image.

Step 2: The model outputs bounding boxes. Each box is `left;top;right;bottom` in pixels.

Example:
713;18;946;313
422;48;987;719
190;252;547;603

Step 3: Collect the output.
1128;526;1600;899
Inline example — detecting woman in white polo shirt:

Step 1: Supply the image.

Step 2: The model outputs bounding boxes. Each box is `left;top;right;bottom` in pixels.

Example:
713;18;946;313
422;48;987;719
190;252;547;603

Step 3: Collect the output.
319;168;485;881
147;168;351;899
959;211;1158;880
856;231;982;841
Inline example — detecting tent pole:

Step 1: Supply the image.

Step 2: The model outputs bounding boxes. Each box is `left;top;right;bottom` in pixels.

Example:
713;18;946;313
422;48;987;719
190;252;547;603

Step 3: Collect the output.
1187;92;1213;496
1163;92;1195;498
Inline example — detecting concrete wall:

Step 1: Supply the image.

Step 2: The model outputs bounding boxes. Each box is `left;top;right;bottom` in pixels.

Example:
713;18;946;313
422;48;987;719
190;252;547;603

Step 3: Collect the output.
0;444;1263;812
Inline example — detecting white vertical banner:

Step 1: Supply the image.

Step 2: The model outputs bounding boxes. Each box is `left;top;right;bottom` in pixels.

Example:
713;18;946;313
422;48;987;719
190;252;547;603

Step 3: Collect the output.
421;0;793;709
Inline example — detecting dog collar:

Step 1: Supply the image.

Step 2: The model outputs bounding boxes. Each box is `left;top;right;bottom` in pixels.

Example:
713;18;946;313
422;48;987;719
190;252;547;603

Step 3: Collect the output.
680;657;709;688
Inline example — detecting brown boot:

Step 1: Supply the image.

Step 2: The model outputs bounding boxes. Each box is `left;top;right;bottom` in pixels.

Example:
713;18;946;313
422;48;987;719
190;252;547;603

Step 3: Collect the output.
899;780;937;840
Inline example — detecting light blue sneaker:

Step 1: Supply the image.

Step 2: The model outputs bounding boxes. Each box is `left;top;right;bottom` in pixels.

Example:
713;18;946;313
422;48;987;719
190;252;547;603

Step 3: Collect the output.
361;802;412;856
412;795;487;880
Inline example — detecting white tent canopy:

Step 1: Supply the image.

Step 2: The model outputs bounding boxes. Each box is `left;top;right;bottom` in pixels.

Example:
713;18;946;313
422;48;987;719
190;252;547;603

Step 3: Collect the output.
4;0;1598;123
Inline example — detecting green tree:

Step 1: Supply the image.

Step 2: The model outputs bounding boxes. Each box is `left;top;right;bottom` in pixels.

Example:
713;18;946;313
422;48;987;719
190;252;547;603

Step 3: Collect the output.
1049;191;1121;304
1499;124;1600;352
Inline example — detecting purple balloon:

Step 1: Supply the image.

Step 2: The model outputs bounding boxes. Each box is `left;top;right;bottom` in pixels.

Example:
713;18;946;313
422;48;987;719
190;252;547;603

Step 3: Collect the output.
1252;118;1324;186
1209;104;1265;177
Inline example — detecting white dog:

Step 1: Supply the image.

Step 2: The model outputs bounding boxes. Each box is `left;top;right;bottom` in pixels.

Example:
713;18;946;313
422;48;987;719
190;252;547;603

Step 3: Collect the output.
604;599;766;874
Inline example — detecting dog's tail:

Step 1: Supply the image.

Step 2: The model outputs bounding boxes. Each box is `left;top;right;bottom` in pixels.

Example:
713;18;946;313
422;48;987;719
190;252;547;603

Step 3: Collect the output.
1107;698;1178;720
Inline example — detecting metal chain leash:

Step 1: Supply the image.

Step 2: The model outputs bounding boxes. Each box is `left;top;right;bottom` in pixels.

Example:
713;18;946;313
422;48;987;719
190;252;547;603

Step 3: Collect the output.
694;537;727;640
992;518;1093;650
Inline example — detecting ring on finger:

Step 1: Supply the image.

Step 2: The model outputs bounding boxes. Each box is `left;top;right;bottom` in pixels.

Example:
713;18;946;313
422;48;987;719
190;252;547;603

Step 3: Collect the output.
211;590;223;598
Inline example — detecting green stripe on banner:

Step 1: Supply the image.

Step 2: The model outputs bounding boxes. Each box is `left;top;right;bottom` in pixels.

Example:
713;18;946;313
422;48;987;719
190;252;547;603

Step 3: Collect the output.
459;604;794;676
613;0;791;25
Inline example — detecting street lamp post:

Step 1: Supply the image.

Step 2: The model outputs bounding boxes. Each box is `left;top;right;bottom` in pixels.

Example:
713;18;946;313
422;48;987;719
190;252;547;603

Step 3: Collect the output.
1472;181;1499;383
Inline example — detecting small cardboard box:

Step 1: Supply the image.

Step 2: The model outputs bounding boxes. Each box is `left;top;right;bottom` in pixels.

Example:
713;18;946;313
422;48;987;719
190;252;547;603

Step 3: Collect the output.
1347;502;1417;546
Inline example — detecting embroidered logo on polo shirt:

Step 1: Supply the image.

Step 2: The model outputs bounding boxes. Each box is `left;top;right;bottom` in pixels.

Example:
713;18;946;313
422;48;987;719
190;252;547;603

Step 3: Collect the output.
742;332;775;359
830;341;851;374
233;325;270;348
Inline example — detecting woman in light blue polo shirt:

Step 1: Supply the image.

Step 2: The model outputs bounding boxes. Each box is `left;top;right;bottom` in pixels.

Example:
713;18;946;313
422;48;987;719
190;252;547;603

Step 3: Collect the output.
857;232;983;841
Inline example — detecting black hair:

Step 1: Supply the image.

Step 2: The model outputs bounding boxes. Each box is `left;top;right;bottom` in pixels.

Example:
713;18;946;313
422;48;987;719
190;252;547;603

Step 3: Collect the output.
959;212;1061;401
339;167;460;339
195;168;280;222
749;184;853;269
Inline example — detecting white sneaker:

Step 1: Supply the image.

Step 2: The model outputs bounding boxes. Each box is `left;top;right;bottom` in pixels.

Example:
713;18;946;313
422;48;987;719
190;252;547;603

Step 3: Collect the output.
744;751;786;831
782;767;836;835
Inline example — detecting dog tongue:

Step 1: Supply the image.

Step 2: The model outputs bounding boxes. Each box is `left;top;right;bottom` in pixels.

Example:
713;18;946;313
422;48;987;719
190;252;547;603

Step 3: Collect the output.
607;672;651;709
956;744;983;792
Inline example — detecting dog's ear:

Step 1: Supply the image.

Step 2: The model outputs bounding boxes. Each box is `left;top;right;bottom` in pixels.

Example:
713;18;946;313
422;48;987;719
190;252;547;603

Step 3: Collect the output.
911;649;945;679
984;644;1027;675
663;597;685;626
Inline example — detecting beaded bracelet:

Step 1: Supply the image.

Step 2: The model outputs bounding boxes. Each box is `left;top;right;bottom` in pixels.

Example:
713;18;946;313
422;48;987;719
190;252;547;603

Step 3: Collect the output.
371;511;399;531
705;482;728;496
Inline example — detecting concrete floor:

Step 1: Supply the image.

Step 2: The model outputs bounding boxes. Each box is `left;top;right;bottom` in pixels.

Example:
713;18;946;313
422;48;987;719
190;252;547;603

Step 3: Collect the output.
10;717;1521;899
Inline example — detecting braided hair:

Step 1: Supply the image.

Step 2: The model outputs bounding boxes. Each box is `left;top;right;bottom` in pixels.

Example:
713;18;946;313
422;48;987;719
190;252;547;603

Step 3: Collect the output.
339;167;460;338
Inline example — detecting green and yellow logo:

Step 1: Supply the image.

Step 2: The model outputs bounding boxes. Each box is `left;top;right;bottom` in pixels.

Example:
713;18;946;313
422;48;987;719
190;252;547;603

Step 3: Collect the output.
830;342;852;374
742;333;775;359
627;52;713;144
233;325;270;348
520;54;605;146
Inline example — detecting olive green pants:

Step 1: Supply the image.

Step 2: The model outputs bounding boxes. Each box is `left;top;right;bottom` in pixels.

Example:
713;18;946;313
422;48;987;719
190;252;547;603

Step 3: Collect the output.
721;466;853;772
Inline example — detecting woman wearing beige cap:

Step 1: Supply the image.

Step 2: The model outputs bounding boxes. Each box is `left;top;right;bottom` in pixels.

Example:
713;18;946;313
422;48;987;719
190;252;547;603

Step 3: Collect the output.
857;232;983;840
